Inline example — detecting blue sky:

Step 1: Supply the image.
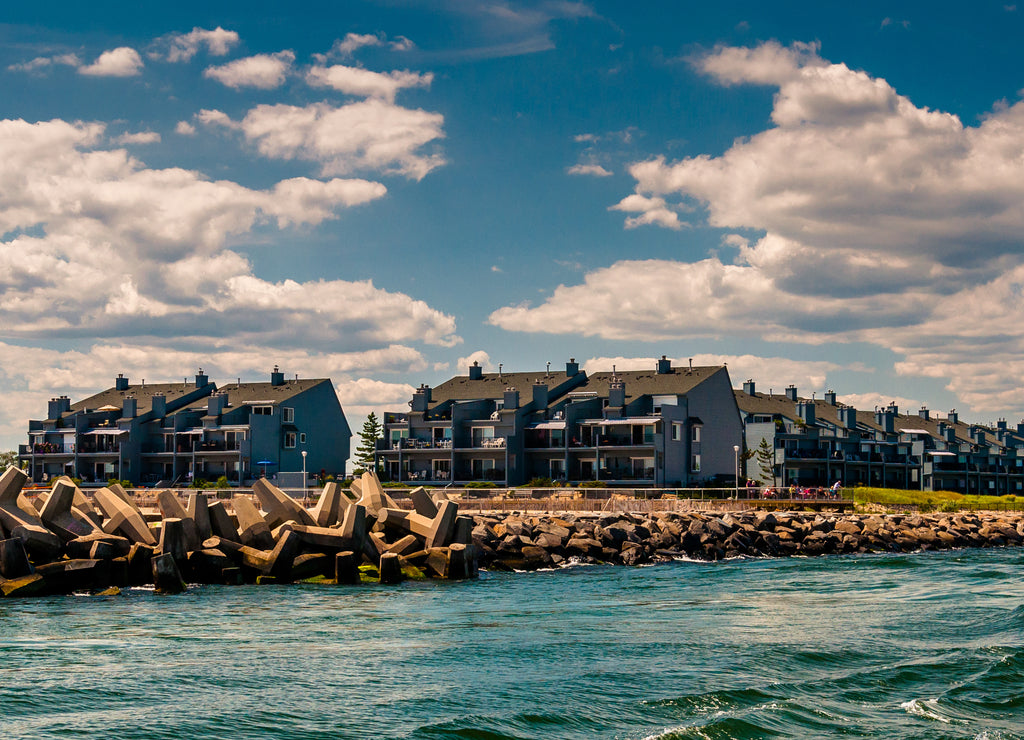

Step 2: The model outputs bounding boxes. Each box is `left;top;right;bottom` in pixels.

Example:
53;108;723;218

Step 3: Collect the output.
3;0;1024;450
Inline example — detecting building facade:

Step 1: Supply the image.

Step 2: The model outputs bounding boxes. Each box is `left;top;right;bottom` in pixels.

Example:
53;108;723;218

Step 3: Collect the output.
19;367;350;487
376;357;743;487
736;380;1024;493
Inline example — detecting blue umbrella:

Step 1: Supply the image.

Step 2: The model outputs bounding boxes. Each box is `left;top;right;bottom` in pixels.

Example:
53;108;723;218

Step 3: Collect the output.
256;460;277;477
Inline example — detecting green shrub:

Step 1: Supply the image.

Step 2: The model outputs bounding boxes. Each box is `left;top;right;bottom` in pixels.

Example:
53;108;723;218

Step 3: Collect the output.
579;480;607;488
464;481;497;488
106;478;131;488
215;476;231;489
520;477;554;488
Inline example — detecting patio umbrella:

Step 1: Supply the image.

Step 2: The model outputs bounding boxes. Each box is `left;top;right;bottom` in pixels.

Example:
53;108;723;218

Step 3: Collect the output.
256;460;277;478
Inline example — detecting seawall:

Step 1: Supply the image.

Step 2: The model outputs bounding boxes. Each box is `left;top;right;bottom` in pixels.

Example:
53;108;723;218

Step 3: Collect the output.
471;510;1024;570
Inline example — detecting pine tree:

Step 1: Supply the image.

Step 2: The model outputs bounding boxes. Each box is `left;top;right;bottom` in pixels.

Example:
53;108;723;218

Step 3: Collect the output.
756;438;775;485
354;412;383;474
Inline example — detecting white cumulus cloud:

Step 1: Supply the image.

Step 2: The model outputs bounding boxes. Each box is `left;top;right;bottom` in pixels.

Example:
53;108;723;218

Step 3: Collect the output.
200;99;445;180
79;47;144;77
160;26;240;62
306;65;433;102
203;50;295;89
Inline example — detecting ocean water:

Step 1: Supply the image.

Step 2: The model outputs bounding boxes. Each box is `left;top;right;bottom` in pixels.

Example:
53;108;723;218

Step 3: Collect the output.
2;548;1022;739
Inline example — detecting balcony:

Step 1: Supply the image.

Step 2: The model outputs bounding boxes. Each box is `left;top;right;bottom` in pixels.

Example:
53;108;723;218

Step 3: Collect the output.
598;467;655;481
390;438;453;451
78;442;121;454
194;440;243;453
21;443;75;455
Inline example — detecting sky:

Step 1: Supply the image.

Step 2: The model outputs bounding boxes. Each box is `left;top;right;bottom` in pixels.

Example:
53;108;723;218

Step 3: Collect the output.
3;0;1024;451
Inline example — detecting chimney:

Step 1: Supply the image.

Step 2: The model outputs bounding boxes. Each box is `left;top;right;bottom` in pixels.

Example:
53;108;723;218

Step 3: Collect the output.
270;365;285;387
503;387;519;410
785;385;798;402
948;409;958;425
47;397;67;419
997;418;1008;431
743;379;756;396
532;382;549;409
945;426;956;443
824;389;836;405
971;426;986;445
608;379;626;408
411;384;431;413
839;407;857;430
195;368;210;388
797;400;816;425
122;396;137;418
918;406;930;420
469;361;483;380
151;393;167;418
115;373;129;391
565;358;579;377
208;393;226;417
875;409;895;433
657;355;672;374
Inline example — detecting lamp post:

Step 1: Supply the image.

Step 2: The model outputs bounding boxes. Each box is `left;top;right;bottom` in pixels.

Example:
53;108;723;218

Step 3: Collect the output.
301;449;308;503
734;444;740;500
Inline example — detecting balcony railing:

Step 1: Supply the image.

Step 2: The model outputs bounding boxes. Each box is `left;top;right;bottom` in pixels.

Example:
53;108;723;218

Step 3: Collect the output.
21;443;75;455
78;443;120;454
598;468;655;481
389;438;453;450
195;440;242;452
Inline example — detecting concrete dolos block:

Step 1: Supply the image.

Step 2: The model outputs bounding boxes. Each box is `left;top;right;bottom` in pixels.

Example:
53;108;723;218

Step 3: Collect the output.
311;482;342;527
252;479;315;528
93;487;157;546
39;479;102;541
157;490;200;551
0;537;34;579
233;496;274;550
152;552;186;595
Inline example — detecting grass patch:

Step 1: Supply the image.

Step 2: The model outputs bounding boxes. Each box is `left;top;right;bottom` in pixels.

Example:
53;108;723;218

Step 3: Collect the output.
851;486;1024;512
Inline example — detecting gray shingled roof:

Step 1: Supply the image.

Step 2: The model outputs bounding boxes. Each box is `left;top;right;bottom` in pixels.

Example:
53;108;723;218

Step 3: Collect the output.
71;382;207;416
430;371;584;405
733;389;1000;450
181;378;331;411
576;366;724;401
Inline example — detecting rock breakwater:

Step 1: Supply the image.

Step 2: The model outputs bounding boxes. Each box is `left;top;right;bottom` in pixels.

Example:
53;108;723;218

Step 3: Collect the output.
0;467;476;598
472;510;1024;570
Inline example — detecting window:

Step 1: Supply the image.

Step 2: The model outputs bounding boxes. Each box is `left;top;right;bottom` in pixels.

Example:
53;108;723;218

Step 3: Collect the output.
284;432;296;449
282;407;294;423
652;395;677;413
299;433;306;444
690;454;701;473
472;426;495;447
253;405;273;416
672;422;683;442
692;425;702;443
471;458;495;478
550;459;565;479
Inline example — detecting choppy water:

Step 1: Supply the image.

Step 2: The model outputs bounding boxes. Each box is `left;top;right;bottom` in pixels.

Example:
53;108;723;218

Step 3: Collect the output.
2;548;1023;739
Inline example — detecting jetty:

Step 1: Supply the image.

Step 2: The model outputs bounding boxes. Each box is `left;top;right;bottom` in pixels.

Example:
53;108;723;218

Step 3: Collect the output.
0;467;476;597
1;465;1022;596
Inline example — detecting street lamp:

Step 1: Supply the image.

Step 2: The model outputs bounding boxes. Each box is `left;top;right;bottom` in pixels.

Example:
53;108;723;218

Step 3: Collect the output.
733;444;740;500
301;450;308;503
